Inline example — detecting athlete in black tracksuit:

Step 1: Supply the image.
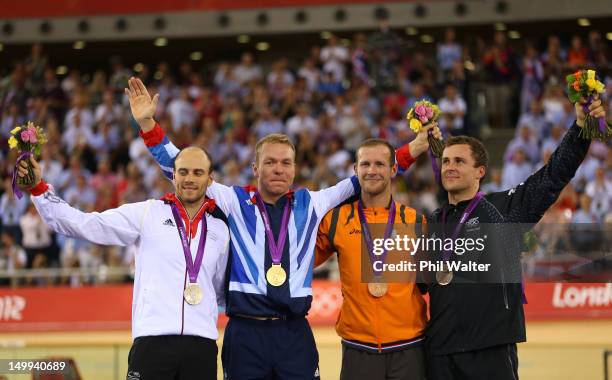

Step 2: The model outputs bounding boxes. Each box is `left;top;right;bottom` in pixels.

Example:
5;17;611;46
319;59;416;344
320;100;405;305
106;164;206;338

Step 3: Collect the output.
421;121;592;380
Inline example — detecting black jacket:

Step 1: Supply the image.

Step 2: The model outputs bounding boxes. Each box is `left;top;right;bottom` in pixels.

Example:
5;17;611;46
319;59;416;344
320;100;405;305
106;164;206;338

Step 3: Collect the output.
424;123;591;356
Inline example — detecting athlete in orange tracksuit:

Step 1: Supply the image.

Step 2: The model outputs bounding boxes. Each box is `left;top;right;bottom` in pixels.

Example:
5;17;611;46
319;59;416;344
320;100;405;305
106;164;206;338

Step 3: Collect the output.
315;136;434;380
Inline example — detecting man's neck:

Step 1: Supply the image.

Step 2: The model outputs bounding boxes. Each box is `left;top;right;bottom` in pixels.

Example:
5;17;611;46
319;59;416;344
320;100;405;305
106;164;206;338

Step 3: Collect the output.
447;186;479;206
177;196;206;220
258;189;285;205
361;191;392;208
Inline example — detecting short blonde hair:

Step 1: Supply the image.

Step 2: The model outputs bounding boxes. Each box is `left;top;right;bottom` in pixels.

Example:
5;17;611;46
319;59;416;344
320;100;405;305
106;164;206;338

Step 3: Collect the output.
255;134;296;164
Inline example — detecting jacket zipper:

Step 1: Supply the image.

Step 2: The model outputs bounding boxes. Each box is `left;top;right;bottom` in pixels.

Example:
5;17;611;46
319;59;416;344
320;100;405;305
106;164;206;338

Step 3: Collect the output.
501;271;509;310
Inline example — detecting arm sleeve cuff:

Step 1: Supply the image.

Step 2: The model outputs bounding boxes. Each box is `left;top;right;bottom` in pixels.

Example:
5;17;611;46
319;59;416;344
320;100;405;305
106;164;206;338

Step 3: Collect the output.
139;123;165;147
30;180;49;196
396;144;416;170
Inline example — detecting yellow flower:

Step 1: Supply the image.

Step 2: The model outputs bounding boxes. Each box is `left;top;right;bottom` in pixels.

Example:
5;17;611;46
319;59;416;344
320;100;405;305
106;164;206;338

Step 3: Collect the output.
409;118;422;133
10;126;21;135
586;78;597;90
8;136;18;149
595;81;605;93
407;109;413;120
587;70;596;80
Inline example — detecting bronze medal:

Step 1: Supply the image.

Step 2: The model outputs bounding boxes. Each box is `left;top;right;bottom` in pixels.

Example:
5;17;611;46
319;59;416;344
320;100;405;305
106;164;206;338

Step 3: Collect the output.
436;269;453;286
368;282;388;297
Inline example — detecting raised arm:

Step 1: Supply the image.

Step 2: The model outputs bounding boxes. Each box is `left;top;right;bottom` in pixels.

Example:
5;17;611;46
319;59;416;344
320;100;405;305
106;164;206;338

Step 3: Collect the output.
126;77;176;180
18;158;145;247
396;123;443;172
489;96;605;223
126;78;235;214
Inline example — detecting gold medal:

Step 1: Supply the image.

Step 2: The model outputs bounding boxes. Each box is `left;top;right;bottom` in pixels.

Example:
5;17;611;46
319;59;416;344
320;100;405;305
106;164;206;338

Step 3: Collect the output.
436;269;453;286
266;264;287;286
368;282;388;297
184;283;203;305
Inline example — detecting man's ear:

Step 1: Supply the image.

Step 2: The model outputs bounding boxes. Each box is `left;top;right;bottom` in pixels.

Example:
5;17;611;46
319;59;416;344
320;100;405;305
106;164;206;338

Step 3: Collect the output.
252;161;259;178
477;166;486;181
391;163;398;178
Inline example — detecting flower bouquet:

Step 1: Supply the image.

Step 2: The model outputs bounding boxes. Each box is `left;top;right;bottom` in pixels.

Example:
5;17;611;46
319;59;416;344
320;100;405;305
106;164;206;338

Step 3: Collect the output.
406;100;444;157
565;69;611;140
8;122;47;197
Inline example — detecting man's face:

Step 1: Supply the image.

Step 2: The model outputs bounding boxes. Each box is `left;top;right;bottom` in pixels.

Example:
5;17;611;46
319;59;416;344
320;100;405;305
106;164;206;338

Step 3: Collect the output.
173;149;212;205
253;143;296;198
441;144;484;193
355;145;397;197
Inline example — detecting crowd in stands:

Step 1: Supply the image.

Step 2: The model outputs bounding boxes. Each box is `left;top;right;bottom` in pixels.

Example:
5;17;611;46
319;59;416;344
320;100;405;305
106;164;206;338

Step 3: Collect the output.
0;23;610;285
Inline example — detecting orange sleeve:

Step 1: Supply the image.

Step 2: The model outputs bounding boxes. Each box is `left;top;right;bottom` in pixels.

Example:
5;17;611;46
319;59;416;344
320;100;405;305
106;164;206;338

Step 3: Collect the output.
315;210;335;267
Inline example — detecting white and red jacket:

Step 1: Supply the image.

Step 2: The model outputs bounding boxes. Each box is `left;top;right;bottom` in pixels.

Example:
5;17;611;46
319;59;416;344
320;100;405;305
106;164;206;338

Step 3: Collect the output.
30;181;230;341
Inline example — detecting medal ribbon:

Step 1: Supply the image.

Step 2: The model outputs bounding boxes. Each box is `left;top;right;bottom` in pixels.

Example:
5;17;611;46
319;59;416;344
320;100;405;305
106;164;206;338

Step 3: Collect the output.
441;192;484;261
357;197;396;276
11;152;32;199
254;193;292;265
170;203;207;284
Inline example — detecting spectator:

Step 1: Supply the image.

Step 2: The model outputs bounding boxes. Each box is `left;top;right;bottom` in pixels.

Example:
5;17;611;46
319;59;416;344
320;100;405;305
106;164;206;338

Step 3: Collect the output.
438;83;467;135
19;203;53;267
233;52;263;85
437;28;462;75
286;102;318;140
502;148;533;189
320;35;349;82
0;178;29;244
585;166;611;222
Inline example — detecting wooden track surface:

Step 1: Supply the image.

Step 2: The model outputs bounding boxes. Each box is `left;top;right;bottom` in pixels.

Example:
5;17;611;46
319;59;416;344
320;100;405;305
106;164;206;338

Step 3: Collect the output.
1;321;611;379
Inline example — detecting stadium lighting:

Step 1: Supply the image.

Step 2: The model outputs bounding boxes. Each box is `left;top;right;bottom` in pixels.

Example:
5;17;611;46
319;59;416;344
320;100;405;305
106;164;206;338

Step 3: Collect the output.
115;18;128;32
295;10;308;24
73;41;86;50
256;13;269;27
153;17;166;31
320;31;332;40
455;2;467;16
133;63;144;73
464;60;476;71
77;19;90;34
218;13;230;28
2;22;14;36
420;34;434;43
39;21;52;35
405;27;418;36
494;22;507;31
190;51;203;61
414;4;427;19
606;32;612;41
508;30;521;39
334;8;347;23
577;18;590;27
154;37;168;47
154;70;163;80
255;42;270;51
340;39;351;47
56;66;68;75
237;34;250;43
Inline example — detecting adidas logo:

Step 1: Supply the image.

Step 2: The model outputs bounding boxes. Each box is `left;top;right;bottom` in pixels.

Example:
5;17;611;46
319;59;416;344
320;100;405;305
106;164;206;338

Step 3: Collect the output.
163;219;175;227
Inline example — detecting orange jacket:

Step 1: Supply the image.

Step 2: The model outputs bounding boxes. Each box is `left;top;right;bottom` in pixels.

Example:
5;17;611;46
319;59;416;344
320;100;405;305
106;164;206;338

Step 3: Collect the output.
316;200;428;352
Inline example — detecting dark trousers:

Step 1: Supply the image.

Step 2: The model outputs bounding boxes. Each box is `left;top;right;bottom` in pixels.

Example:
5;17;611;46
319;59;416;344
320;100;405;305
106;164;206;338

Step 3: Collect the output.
126;335;217;380
340;345;425;380
222;316;320;380
426;344;519;380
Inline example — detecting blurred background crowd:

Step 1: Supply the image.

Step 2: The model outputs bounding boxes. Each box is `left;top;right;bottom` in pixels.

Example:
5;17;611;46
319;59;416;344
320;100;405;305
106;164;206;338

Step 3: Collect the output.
0;23;610;286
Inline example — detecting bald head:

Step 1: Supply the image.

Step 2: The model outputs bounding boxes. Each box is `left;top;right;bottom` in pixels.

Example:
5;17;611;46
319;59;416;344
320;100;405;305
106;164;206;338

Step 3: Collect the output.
174;146;213;174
